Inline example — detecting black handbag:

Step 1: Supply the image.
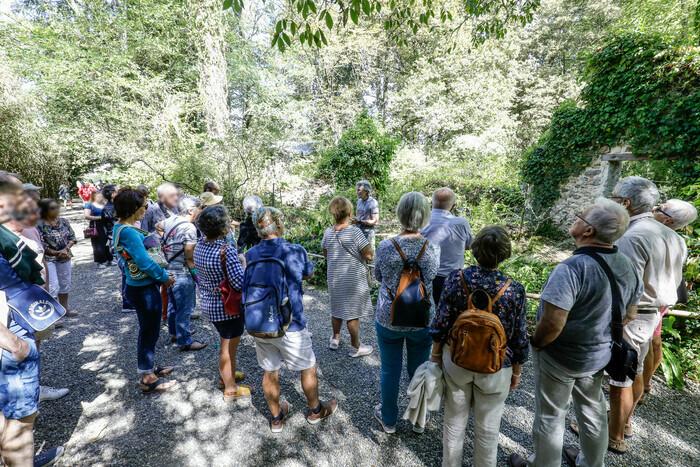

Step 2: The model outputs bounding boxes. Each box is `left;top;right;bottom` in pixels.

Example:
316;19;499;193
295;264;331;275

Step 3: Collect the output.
579;250;638;383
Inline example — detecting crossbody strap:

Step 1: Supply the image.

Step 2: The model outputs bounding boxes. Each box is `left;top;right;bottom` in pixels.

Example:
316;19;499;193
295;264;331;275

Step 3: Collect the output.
334;230;366;266
579;251;624;344
162;221;189;264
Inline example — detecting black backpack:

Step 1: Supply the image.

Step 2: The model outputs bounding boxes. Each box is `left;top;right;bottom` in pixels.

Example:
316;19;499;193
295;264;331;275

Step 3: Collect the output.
388;238;431;328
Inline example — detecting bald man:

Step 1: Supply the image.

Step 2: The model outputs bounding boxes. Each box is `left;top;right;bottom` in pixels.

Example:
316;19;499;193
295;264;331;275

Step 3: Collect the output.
421;188;472;304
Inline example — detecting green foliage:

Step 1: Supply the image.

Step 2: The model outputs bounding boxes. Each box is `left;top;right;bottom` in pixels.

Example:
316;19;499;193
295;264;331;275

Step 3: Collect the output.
317;111;398;194
660;316;685;389
522;32;700;215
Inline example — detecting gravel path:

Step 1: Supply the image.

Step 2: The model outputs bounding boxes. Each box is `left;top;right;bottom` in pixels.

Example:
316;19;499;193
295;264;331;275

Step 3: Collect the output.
33;217;700;466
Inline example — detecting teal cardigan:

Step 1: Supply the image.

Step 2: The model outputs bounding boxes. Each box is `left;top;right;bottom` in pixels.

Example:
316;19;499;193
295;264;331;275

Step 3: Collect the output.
112;223;169;287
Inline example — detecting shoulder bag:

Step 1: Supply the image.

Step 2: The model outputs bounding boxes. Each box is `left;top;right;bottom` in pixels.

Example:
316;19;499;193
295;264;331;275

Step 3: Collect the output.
219;245;242;317
333;228;377;288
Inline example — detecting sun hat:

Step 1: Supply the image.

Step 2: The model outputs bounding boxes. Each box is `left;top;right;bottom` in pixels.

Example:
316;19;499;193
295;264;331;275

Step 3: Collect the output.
200;191;223;207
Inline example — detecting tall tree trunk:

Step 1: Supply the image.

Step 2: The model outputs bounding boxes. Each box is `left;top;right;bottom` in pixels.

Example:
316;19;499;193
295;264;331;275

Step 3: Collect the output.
189;0;230;141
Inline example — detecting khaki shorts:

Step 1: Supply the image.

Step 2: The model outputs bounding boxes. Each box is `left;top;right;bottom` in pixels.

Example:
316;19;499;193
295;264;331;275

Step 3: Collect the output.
609;311;659;388
254;329;316;372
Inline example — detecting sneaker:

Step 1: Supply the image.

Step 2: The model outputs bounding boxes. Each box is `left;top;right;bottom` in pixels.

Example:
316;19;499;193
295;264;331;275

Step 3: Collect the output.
349;344;373;358
306;399;338;425
412;412;429;434
64;310;78;318
121;308;135;313
34;446;64;467
373;404;396;434
39;386;69;402
270;400;291;434
329;336;340;350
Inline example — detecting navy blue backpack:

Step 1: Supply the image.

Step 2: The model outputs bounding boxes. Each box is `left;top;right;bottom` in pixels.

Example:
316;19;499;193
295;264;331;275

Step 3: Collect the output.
242;249;292;338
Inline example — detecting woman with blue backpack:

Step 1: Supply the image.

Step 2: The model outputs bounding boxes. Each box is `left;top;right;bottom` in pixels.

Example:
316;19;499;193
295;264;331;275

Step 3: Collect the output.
112;188;176;394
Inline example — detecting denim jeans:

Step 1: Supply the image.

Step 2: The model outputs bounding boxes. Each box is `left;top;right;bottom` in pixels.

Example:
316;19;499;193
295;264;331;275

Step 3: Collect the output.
375;322;432;426
118;260;135;310
167;271;195;347
125;284;162;375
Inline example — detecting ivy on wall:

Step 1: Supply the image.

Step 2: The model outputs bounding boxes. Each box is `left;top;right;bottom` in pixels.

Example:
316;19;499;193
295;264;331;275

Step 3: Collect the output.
522;32;700;215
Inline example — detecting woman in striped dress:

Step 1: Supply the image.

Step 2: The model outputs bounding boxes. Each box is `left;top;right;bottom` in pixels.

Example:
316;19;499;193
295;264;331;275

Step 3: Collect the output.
322;196;374;358
194;205;251;401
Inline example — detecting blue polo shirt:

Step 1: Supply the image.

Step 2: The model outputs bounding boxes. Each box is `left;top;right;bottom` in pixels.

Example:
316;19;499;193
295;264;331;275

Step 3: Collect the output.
245;238;314;332
421;209;472;277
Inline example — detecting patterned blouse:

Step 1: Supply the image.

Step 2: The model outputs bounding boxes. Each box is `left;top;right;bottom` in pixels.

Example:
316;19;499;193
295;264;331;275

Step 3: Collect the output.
37;218;76;263
430;265;529;367
374;235;440;331
193;238;244;322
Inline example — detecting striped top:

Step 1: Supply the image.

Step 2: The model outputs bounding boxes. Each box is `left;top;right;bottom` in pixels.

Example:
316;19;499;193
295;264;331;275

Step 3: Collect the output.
193;238;243;322
322;225;373;320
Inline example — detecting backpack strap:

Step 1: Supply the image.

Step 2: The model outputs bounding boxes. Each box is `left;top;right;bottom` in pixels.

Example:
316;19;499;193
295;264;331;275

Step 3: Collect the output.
390;238;408;262
415;239;429;262
491;279;512;305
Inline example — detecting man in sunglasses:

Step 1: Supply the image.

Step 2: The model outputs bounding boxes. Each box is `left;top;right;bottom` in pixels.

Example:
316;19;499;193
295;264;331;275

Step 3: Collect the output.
607;177;687;455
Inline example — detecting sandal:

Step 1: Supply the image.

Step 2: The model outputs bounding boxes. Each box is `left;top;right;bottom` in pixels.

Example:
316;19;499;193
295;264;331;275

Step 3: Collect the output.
218;371;245;389
139;378;177;394
608;437;628;454
570;419;632;439
154;366;175;377
223;385;251;402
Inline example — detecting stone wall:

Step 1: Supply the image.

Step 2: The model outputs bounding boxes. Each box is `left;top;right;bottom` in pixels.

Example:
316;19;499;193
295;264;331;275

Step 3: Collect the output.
548;148;624;230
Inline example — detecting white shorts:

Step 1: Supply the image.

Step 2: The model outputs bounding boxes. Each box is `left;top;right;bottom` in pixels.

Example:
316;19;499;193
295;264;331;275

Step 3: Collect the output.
46;261;72;297
254;329;316;372
609;311;659;388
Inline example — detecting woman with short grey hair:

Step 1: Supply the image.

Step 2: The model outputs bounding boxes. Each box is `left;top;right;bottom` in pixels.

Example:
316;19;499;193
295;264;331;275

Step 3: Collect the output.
373;191;440;433
252;206;285;237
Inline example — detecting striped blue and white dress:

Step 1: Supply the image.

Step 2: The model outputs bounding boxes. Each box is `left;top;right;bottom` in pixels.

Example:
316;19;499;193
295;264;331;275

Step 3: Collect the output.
193;238;244;323
322;225;373;320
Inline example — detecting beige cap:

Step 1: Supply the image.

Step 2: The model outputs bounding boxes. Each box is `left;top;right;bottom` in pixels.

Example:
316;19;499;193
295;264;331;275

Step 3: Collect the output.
200;191;223;207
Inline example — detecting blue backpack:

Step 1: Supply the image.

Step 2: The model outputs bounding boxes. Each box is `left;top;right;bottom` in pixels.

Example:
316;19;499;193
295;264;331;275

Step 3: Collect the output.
242;249;292;338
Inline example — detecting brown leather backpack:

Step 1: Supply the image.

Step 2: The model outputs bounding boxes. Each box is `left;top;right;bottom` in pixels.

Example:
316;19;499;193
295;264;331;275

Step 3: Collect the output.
448;273;512;374
389;238;431;328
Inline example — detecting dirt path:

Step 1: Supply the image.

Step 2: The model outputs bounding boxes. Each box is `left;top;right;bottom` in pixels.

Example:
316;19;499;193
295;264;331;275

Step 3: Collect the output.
32;215;700;466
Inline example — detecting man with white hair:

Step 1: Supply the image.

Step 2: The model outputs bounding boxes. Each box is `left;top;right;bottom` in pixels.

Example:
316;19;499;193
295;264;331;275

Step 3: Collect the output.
157;197;206;351
607;176;687;454
641;199;698;397
244;207;337;433
353;180;379;250
421;187;472;304
510;198;643;467
141;183;179;233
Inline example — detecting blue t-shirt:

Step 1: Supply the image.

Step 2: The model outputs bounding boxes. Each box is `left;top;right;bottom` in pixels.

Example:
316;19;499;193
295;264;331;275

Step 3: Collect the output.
245;238;314;332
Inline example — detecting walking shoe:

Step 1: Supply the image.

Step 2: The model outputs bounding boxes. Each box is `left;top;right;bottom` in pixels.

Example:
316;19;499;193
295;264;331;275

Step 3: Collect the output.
329;336;340;350
270;400;291;434
306;399;338;425
180;341;207;351
412;412;429;434
373;404;396;434
64;310;78;318
39;386;69;402
34;446;64;467
349;344;373;358
563;446;579;467
508;453;527;467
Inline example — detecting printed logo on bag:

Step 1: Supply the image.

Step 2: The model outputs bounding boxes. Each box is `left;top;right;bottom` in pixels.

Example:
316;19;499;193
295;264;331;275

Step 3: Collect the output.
28;300;55;321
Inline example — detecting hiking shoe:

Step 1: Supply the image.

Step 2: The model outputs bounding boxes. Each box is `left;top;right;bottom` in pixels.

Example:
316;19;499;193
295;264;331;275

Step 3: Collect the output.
39;386;69;402
563;446;579;467
373;404;396;434
306;399;338;425
34;446;64;467
508;453;528;467
270;401;291;434
329;336;340;350
349;344;373;358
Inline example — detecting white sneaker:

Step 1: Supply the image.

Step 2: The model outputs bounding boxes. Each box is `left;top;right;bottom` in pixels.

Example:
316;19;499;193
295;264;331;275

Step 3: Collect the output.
374;404;396;434
40;386;69;402
349;344;373;358
329;336;340;350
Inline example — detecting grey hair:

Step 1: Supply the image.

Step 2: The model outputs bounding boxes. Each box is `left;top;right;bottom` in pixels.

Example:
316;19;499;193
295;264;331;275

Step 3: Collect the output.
396;191;431;231
585;197;630;243
156;182;177;197
252;206;285;237
177;196;200;214
613;176;659;213
356;180;372;193
662;199;698;230
242;195;263;214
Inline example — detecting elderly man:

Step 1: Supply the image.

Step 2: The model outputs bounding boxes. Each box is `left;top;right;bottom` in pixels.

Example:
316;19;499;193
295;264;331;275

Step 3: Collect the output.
607;176;687;454
353;180;379;250
157;197;206;352
0;172;64;466
421;187;472;304
141;182;179;233
245;207;337;433
510;198;642;467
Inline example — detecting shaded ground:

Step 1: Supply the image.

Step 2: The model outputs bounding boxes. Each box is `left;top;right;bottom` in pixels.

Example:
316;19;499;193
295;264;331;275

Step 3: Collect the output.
33;215;700;466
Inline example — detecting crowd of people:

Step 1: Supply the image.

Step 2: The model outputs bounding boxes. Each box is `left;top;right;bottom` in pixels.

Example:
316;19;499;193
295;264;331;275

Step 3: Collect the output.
0;171;697;467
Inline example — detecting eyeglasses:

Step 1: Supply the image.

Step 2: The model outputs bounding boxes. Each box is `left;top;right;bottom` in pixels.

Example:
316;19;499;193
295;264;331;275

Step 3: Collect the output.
575;213;595;229
653;205;672;219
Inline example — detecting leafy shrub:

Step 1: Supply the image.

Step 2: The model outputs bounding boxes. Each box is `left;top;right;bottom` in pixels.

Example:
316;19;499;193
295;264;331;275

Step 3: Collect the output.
317;111;398;194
